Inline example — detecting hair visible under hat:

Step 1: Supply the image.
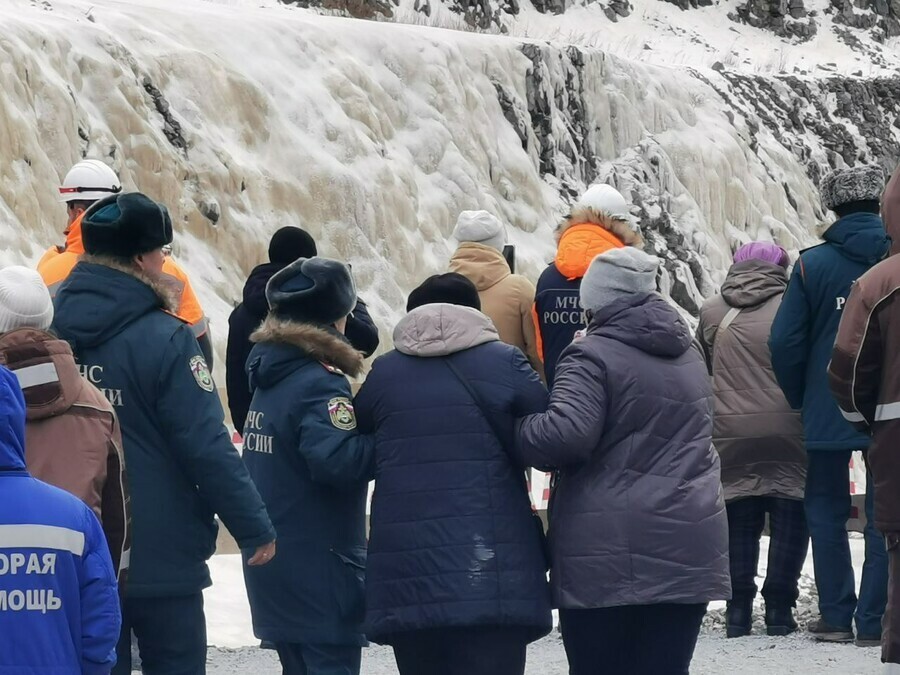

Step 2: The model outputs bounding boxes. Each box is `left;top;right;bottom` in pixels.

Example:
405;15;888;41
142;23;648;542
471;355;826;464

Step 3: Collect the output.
0;267;54;334
407;273;481;312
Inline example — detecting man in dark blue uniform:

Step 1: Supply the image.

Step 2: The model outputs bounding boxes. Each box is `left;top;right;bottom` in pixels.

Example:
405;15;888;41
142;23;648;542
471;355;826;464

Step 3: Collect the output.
771;165;890;645
241;257;373;675
52;192;276;675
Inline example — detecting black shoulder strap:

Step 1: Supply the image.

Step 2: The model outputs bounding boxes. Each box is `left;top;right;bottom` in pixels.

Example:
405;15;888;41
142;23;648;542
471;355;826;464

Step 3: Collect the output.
443;358;509;450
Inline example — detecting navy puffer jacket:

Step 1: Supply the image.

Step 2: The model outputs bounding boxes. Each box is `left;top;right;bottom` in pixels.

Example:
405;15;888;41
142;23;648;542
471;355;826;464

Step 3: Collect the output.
355;303;552;644
516;293;730;609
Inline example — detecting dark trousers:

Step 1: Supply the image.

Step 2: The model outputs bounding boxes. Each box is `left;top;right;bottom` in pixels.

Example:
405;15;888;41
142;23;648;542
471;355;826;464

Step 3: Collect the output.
805;450;887;636
884;535;900;663
727;496;809;606
559;603;707;675
274;642;361;675
391;627;528;675
112;593;206;675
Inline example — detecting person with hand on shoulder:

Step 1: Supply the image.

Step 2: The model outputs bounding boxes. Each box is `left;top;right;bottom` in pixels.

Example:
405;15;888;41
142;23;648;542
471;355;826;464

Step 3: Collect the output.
518;248;729;675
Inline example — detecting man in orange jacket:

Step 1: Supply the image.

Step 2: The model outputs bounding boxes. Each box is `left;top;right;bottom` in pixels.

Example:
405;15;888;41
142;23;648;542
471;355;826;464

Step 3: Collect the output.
40;160;214;365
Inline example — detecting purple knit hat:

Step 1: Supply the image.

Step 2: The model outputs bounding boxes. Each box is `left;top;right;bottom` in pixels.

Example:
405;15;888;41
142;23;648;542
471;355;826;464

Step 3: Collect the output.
733;242;790;268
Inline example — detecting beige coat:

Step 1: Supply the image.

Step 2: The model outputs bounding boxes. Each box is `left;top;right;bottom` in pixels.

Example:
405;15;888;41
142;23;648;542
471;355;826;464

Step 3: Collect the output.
698;260;806;502
449;243;544;379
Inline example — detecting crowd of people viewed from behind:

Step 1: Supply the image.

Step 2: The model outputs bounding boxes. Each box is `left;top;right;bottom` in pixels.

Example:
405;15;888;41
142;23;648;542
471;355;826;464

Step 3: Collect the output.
1;157;900;675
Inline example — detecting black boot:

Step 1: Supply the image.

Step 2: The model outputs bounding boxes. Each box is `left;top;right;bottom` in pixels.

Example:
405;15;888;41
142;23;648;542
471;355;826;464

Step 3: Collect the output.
765;605;798;637
726;600;753;638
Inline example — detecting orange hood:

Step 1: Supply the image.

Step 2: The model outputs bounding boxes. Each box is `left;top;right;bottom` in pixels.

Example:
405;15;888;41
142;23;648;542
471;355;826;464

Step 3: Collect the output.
554;223;626;280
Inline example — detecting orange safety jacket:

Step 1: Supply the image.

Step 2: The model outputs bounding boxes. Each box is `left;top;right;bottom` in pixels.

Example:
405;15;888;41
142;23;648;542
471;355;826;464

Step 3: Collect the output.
38;213;209;339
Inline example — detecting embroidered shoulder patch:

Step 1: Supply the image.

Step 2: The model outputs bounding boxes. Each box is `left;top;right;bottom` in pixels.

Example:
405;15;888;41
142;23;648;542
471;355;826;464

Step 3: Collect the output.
328;397;357;431
190;355;215;393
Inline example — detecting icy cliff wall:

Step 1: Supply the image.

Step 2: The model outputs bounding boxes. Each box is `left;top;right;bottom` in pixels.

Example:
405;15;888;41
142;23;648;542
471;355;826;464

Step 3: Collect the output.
2;0;898;370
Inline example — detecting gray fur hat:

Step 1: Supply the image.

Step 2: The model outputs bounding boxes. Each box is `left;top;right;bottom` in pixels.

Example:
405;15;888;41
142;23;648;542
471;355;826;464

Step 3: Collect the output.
820;165;885;212
266;257;356;326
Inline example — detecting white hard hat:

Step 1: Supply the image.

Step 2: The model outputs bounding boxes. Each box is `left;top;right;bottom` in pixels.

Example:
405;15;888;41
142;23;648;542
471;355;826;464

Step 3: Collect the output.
58;159;122;203
575;184;636;224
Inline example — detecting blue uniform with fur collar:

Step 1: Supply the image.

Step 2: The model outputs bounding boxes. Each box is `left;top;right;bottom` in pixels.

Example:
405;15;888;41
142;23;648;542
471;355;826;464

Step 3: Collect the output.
241;319;373;647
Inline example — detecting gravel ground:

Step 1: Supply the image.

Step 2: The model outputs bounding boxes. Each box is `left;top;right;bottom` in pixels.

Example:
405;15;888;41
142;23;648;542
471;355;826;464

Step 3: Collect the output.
149;536;884;674
204;627;882;675
203;591;883;674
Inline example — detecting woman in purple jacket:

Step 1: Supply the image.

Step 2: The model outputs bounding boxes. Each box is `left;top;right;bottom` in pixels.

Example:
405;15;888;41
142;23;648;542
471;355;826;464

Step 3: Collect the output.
515;248;730;675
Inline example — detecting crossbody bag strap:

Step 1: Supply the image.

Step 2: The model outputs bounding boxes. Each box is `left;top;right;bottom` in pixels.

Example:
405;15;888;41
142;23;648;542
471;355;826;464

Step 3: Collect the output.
715;306;742;343
712;306;742;369
443;358;509;448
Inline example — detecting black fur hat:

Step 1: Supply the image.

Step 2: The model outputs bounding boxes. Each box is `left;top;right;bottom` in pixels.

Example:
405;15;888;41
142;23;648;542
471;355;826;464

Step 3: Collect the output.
82;192;173;258
266;257;357;326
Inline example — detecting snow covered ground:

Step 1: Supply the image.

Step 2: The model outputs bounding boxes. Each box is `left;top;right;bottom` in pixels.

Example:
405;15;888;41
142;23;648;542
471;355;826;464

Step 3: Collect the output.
197;535;882;673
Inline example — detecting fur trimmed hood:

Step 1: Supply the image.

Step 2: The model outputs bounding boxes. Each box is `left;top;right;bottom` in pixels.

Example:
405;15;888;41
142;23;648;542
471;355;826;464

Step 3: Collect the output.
81;254;180;314
557;206;644;248
553;208;644;281
251;316;364;378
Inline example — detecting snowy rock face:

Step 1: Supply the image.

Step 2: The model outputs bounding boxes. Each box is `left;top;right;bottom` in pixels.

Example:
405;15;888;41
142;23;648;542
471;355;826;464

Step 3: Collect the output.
497;43;900;310
2;0;898;372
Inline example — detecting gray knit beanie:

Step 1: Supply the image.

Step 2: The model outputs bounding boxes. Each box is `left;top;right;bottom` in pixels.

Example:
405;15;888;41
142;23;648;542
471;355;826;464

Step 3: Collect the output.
580;248;659;313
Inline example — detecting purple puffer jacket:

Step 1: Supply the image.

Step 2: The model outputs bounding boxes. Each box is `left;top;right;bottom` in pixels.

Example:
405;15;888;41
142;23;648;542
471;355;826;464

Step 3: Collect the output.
516;293;730;609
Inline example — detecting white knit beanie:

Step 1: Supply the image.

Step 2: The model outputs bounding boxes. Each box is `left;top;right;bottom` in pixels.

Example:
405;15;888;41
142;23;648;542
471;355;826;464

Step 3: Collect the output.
580;248;659;313
453;210;507;252
0;267;54;334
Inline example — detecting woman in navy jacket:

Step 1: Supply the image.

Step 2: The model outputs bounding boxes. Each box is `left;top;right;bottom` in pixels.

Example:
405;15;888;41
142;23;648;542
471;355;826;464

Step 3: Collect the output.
355;273;552;675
